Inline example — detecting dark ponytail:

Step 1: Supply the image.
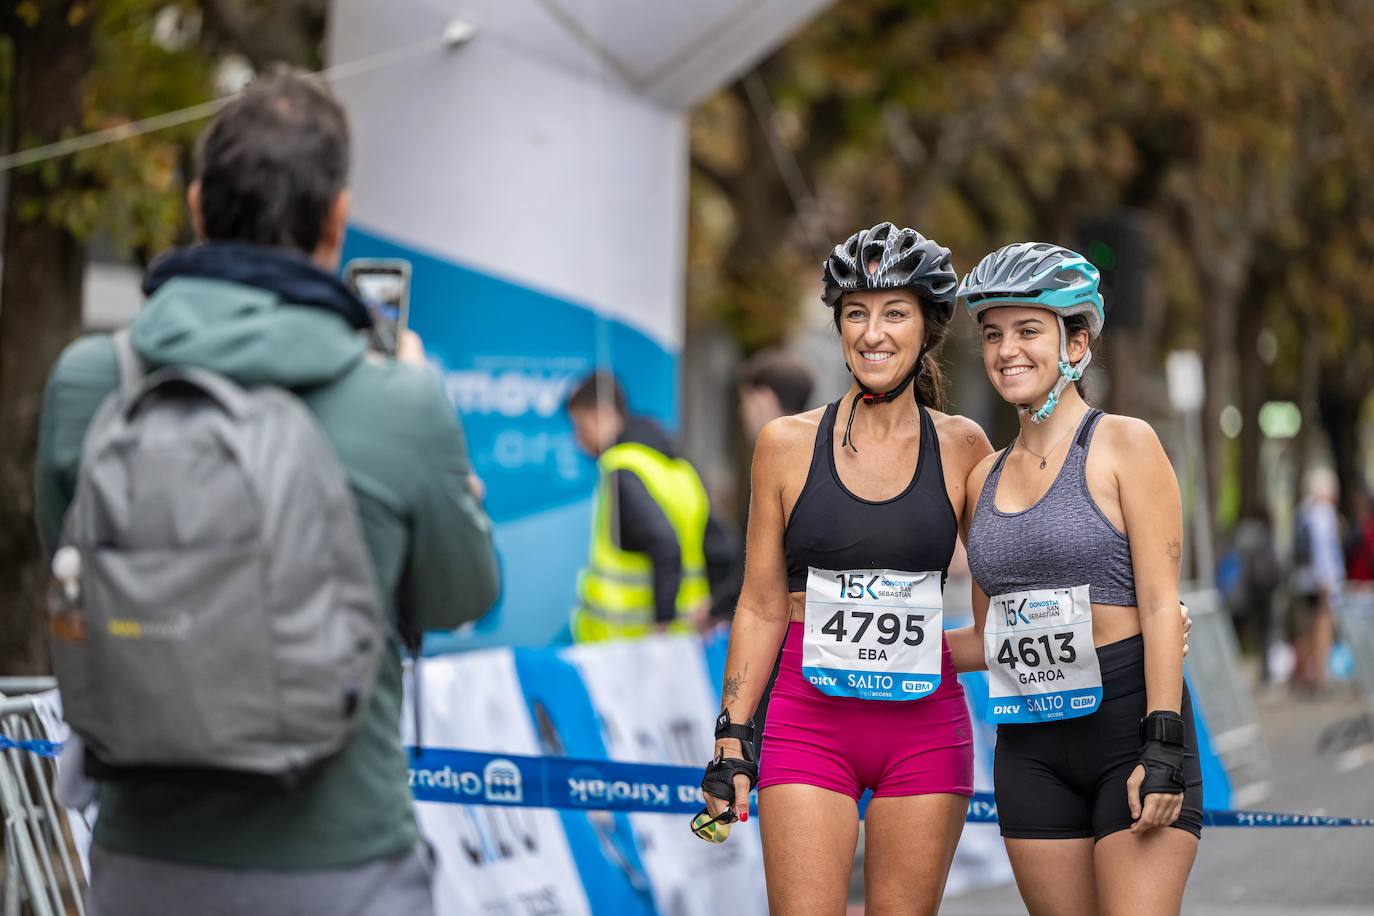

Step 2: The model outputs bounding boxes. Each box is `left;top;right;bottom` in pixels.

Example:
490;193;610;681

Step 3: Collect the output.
915;350;946;411
914;298;949;410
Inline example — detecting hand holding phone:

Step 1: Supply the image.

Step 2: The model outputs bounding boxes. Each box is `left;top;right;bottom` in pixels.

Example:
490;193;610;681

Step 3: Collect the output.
344;258;411;356
395;329;426;367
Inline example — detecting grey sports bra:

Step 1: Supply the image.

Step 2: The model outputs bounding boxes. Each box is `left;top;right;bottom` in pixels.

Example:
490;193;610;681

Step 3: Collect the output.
966;410;1137;606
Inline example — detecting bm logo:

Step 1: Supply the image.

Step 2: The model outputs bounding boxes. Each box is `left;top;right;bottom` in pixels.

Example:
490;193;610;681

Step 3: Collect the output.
483;759;523;804
1000;598;1031;628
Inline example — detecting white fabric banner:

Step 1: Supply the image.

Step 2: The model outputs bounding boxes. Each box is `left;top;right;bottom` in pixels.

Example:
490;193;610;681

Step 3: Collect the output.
565;635;770;916
409;650;593;916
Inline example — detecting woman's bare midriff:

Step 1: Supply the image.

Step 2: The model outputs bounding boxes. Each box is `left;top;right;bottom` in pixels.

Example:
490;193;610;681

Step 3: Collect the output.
1089;602;1142;647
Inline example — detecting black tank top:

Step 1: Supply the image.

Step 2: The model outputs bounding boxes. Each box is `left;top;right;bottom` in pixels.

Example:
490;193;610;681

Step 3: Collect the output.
783;399;957;592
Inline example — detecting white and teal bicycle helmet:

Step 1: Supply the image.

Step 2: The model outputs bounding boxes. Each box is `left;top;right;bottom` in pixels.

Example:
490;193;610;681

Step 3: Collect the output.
957;243;1105;423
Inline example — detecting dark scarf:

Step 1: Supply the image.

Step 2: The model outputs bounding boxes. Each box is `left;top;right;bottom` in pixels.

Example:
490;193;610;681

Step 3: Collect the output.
143;242;371;330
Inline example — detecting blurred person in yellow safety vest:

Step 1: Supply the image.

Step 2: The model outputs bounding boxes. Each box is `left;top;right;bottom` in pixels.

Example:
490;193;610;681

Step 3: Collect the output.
566;371;733;642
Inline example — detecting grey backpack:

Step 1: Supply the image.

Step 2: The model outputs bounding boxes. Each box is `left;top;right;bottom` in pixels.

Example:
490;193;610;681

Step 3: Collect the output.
49;331;383;787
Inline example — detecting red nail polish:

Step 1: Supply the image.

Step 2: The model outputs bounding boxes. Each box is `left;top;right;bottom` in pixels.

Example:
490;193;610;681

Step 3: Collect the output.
739;811;748;823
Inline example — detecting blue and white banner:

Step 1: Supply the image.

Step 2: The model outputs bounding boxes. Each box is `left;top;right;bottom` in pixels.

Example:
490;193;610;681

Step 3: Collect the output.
407;634;765;915
406;650;593;914
404;630;1017;914
22;635;1359;916
565;636;770;916
328;0;831;651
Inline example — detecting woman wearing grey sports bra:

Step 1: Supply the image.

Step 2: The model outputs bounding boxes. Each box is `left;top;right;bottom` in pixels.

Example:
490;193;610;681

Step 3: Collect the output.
950;243;1200;916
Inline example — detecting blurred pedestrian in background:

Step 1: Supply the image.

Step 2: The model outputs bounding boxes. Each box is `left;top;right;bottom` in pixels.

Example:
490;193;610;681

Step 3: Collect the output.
708;349;817;625
566;371;734;642
738;349;815;441
702;350;817;756
35;69;499;916
1229;512;1283;681
1291;467;1346;691
1344;487;1374;585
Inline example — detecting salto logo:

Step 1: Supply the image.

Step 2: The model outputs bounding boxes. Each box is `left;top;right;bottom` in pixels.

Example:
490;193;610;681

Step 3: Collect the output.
1001;598;1031;628
483;759;523;804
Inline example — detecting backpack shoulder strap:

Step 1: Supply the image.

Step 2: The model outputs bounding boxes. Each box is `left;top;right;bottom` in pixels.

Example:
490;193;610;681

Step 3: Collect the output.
111;329;146;399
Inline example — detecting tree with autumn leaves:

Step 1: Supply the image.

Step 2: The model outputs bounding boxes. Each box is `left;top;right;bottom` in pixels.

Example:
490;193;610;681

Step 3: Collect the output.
0;0;323;672
2;0;1373;672
689;0;1374;550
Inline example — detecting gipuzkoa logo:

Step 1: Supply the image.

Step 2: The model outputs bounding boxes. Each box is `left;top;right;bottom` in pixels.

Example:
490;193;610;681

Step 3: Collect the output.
1000;598;1031;628
483;759;523;804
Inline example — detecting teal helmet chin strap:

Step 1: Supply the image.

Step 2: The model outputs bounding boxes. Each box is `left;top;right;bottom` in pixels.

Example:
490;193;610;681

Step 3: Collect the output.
1024;314;1092;424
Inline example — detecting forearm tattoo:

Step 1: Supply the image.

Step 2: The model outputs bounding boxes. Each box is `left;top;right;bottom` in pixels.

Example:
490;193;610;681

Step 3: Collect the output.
722;663;749;706
1167;538;1182;570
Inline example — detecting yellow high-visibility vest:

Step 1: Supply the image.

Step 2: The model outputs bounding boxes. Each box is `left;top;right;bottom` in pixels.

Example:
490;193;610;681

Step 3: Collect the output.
572;441;711;643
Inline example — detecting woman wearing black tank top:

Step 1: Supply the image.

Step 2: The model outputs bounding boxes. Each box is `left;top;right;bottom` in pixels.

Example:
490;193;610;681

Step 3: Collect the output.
956;243;1200;916
695;223;995;914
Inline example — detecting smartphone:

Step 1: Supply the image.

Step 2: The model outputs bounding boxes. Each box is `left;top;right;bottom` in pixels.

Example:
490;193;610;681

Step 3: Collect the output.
344;258;411;356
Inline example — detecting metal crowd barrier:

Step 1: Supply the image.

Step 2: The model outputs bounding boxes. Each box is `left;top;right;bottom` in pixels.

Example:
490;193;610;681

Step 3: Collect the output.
1323;590;1374;764
0;678;85;916
1182;588;1274;807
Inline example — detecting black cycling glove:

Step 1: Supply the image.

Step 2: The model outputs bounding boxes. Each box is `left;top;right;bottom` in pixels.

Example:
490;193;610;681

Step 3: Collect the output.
691;711;758;839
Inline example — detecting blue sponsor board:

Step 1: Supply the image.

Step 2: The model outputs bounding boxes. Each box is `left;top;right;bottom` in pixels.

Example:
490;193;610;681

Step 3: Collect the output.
802;666;939;701
986;686;1102;724
341;225;678;649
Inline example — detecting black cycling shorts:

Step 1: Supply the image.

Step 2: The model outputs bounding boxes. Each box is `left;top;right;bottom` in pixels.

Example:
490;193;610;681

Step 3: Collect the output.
993;634;1203;842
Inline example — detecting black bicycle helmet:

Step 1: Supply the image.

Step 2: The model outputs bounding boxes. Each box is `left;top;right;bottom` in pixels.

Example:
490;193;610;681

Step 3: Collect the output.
821;222;958;319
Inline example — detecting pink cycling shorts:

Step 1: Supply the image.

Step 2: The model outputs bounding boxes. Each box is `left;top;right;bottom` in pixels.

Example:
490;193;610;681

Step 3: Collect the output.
757;621;974;800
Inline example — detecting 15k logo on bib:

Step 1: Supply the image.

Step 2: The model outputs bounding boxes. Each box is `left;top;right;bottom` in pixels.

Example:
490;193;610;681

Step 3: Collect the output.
802;567;944;701
984;584;1101;724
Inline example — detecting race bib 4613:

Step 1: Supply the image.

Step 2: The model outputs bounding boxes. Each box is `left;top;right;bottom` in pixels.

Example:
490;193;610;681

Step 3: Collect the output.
802;567;944;701
983;585;1101;724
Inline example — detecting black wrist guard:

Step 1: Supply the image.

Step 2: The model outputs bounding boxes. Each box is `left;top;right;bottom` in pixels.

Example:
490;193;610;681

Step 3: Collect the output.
1140;710;1185;746
1138;710;1186;798
714;709;755;744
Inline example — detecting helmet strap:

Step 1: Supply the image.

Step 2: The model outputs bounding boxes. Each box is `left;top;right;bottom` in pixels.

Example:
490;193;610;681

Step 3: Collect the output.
1026;315;1092;425
841;347;928;452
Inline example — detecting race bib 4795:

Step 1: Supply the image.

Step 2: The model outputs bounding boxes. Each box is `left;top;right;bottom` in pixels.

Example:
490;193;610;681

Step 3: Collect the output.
802;567;944;701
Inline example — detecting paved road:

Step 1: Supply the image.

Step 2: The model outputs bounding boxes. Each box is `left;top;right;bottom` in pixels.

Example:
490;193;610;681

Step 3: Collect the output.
938;681;1374;915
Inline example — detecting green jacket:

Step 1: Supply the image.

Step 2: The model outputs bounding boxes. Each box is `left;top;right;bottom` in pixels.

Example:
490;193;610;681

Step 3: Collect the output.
36;269;500;870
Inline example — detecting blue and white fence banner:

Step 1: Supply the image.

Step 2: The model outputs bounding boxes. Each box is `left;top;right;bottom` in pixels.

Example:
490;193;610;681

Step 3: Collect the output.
18;633;1374;916
406;747;1374;828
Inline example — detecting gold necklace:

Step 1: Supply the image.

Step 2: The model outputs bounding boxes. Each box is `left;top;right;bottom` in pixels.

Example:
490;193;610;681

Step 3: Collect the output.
1018;421;1079;470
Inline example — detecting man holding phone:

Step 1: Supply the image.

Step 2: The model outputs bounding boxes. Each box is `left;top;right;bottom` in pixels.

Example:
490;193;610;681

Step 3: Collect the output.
36;68;499;915
346;259;485;503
